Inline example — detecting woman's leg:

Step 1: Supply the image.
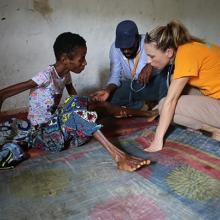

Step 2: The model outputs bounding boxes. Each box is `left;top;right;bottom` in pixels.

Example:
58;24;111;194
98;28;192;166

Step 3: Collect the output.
158;94;220;140
174;95;220;129
93;130;151;172
60;96;151;171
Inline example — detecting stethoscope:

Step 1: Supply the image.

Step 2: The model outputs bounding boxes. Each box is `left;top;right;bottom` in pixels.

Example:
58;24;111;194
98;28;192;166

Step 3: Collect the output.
130;62;174;94
130;77;146;92
123;47;147;93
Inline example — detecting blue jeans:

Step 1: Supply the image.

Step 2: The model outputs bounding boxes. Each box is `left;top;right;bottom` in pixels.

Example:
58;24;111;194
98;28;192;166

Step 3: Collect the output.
109;66;169;109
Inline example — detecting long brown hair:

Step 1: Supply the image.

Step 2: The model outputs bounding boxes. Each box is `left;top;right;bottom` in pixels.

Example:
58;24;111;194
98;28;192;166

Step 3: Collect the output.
145;20;204;52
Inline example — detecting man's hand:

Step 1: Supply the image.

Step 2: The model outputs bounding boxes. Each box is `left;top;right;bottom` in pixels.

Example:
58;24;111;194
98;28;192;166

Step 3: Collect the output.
90;89;110;102
138;63;153;85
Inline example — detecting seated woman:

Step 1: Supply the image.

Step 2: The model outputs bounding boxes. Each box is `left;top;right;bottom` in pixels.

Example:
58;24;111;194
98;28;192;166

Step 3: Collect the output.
143;20;220;152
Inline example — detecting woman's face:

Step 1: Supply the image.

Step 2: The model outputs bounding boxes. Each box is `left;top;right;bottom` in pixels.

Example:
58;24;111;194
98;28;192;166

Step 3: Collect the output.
67;47;87;73
144;42;173;70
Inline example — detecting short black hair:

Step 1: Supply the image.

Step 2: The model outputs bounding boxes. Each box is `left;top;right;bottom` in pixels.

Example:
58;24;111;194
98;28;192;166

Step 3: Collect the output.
53;32;86;61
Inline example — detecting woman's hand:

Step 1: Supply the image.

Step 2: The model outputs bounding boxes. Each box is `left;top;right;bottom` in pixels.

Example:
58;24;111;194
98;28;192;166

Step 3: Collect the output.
144;134;164;152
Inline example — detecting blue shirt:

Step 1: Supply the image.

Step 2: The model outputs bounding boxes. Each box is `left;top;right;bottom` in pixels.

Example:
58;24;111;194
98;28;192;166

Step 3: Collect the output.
107;34;148;87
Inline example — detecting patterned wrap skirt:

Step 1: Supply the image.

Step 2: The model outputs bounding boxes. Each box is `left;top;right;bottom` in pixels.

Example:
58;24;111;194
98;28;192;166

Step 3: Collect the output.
29;96;102;152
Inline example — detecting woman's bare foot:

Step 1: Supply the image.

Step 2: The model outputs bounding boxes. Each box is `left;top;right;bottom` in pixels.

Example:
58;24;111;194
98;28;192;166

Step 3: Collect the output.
93;130;151;172
201;124;220;141
115;154;151;172
144;146;162;152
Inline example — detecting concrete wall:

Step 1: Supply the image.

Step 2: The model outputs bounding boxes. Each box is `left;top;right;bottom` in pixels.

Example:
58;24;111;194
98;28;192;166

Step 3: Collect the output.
0;0;220;110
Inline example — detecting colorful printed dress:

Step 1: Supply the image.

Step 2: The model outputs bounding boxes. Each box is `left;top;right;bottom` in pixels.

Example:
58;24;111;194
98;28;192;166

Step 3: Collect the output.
29;95;102;152
1;65;102;152
26;66;102;151
0;96;101;168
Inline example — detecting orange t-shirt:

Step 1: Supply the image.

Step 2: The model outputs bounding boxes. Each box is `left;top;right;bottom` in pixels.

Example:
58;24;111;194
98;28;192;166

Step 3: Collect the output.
173;42;220;99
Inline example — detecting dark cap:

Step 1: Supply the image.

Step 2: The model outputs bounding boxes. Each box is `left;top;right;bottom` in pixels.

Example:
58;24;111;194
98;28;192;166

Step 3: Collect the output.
115;20;138;49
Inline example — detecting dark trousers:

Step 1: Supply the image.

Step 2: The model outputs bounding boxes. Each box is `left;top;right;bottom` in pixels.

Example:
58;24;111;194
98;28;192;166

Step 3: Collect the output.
109;66;169;109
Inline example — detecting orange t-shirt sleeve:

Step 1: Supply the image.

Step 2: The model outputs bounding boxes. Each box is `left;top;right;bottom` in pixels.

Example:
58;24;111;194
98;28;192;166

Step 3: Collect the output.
173;44;200;80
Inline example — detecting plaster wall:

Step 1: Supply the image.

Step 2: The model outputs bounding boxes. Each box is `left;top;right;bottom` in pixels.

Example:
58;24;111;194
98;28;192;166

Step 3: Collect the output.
0;0;220;110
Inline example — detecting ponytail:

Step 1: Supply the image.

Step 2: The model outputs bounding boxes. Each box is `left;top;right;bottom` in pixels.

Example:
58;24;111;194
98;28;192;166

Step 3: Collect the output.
145;20;204;51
